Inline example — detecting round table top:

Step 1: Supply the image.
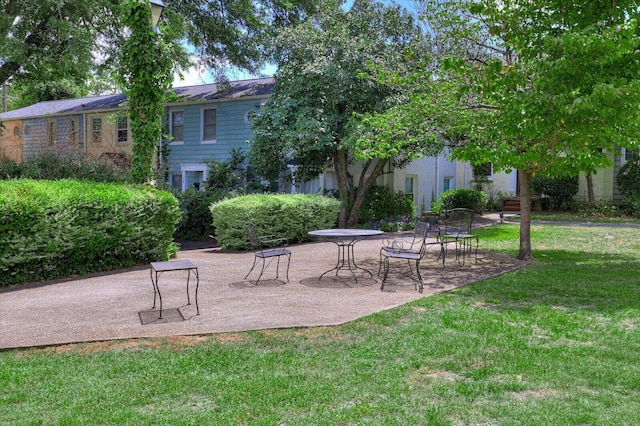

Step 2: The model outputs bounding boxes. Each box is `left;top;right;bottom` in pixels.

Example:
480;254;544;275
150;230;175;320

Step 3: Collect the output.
308;229;384;238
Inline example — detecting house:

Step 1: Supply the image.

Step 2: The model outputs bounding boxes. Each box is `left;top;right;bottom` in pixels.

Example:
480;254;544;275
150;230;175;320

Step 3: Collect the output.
1;76;518;212
163;78;273;191
0;93;131;165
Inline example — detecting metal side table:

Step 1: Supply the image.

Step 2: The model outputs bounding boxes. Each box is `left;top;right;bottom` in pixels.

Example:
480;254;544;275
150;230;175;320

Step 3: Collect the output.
149;260;199;319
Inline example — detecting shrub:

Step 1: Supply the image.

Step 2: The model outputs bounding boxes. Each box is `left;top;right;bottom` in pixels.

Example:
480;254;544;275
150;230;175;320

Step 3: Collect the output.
616;157;640;198
431;189;488;214
620;195;640;217
0;152;130;182
0;179;180;286
173;189;225;240
357;185;416;224
531;175;579;210
210;194;340;250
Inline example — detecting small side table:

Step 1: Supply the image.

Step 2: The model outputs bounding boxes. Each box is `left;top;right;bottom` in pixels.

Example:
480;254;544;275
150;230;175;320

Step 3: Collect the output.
149;260;200;319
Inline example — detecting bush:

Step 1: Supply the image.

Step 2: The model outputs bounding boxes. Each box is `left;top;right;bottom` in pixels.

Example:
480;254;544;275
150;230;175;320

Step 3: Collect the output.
173;189;225;240
432;189;488;214
0;152;130;182
357;185;416;224
0;179;180;286
616;157;640;198
531;175;579;210
210;194;340;250
620;195;640;217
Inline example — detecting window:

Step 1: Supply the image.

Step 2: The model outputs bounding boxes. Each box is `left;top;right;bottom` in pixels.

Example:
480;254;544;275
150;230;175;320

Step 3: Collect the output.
202;108;216;142
70;119;80;144
405;176;415;201
171;111;184;143
443;177;452;191
472;162;492;180
117;116;128;143
172;164;209;191
170;173;183;191
625;148;637;162
47;120;57;146
92;118;102;144
13;126;20;138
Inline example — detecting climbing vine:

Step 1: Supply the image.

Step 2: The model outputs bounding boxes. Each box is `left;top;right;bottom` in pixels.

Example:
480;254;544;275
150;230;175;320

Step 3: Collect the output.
117;0;174;184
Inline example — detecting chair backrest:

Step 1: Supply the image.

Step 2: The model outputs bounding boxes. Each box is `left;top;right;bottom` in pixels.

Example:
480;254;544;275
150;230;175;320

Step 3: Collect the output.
443;208;474;235
244;223;261;248
406;221;431;249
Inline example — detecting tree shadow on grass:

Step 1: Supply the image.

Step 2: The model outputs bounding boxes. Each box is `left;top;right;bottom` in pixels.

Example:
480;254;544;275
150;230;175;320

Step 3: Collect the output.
456;250;640;313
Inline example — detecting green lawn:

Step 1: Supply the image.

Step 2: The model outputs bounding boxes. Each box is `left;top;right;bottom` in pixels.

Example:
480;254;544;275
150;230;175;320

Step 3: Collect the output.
1;224;639;425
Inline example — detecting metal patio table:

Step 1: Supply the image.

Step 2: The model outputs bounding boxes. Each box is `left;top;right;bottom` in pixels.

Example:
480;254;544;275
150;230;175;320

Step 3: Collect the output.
308;229;383;282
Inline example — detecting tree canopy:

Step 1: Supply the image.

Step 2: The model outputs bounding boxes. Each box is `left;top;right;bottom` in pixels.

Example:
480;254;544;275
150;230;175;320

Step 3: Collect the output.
410;0;640;259
249;0;436;227
0;0;317;108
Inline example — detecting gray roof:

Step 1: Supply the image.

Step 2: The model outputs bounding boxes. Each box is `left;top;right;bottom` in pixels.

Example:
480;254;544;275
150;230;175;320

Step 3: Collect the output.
0;77;275;121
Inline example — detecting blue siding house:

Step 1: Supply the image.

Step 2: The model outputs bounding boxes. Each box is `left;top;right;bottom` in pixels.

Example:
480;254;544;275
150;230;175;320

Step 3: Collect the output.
0;78;273;188
165;78;272;190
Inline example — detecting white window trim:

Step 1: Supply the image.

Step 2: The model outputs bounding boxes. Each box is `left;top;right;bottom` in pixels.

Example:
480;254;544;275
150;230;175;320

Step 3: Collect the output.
116;116;129;144
177;163;209;191
201;107;217;144
169;109;184;145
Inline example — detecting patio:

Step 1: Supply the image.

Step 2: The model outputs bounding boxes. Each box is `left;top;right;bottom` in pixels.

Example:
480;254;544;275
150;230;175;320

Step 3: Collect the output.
0;226;528;350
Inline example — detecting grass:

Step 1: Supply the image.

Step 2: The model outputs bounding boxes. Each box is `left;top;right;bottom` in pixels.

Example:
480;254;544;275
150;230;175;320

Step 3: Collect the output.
1;223;639;425
505;210;640;224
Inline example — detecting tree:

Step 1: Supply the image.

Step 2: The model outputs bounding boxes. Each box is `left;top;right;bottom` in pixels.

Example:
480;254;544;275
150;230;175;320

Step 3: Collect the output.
117;0;176;183
249;0;433;227
1;0;317;183
1;0;317;105
414;0;640;260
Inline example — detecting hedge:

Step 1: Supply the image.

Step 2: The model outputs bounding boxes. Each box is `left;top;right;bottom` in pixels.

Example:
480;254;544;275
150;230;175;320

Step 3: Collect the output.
0;179;180;286
211;194;340;250
431;189;488;214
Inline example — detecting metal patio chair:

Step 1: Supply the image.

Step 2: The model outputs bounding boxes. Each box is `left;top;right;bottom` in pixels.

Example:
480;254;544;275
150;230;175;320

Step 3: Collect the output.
379;221;446;293
244;223;292;284
439;208;479;265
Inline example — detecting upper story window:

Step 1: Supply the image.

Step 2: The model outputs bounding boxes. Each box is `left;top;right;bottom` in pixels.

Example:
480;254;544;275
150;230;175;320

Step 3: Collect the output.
171;110;184;143
70;118;80;144
202;108;217;143
47;120;57;146
92;118;102;144
472;162;493;181
117;116;128;143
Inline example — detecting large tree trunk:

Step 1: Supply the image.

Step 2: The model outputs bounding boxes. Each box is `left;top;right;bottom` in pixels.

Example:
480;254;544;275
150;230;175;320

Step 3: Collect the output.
346;159;389;227
334;149;351;228
518;169;534;260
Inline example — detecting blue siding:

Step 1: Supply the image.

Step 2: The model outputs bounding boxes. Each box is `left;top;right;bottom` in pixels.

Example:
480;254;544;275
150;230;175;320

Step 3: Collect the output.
166;98;260;175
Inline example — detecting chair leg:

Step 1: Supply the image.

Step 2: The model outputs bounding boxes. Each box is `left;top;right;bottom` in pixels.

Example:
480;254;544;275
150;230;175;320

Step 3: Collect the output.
245;255;259;280
284;254;291;282
415;260;424;293
255;257;267;284
381;255;390;291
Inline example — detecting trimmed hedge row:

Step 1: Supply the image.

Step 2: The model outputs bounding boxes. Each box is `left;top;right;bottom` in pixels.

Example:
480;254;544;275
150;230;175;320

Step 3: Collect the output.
0;179;180;286
211;194;340;250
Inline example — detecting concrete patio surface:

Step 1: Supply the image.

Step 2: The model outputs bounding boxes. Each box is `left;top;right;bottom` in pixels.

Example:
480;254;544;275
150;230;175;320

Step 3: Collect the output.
0;216;528;350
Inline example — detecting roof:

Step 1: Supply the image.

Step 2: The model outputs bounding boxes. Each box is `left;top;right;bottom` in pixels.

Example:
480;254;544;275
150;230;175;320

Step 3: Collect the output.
0;77;275;121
